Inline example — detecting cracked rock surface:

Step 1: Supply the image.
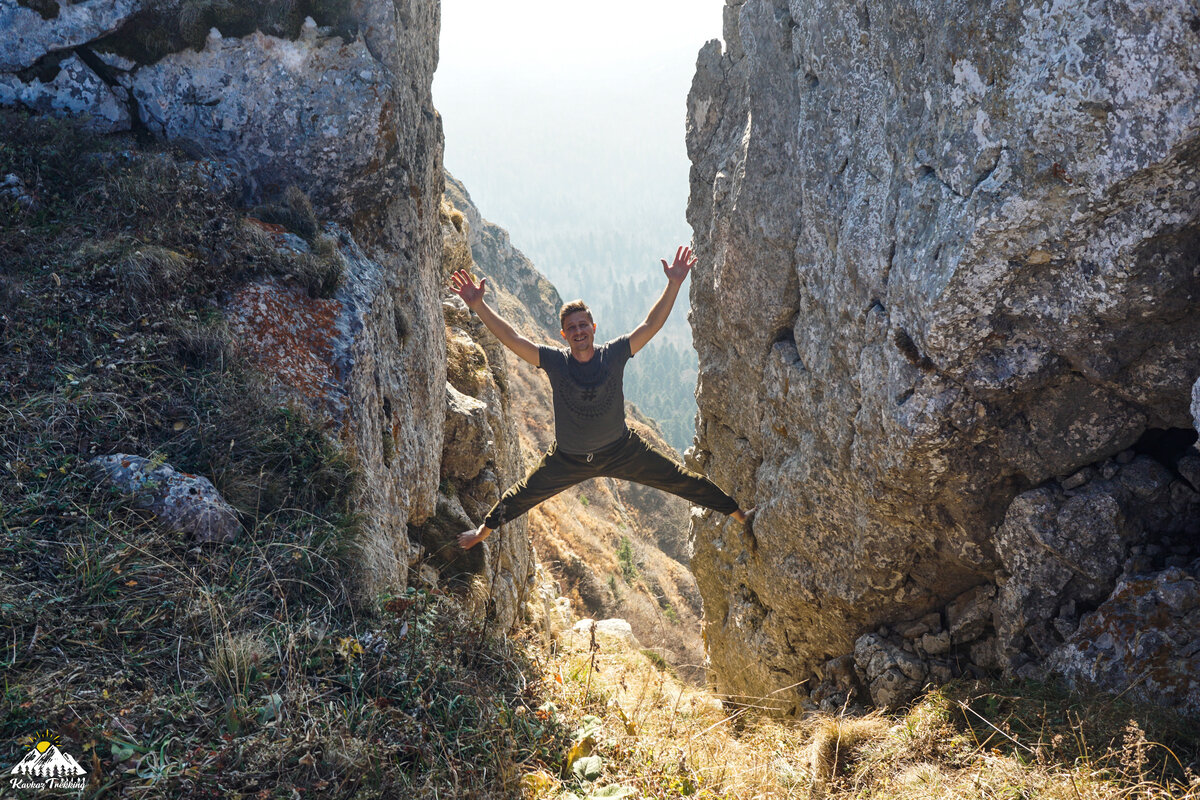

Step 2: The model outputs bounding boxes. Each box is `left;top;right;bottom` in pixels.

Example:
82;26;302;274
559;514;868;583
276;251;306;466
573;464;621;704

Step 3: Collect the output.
686;0;1200;710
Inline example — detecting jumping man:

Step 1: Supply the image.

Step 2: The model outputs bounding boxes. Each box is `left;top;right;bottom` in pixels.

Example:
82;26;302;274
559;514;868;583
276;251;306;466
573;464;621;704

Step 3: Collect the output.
449;245;754;550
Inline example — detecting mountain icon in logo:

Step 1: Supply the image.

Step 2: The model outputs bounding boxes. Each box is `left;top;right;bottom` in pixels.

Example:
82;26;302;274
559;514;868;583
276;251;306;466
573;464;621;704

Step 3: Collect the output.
11;741;86;778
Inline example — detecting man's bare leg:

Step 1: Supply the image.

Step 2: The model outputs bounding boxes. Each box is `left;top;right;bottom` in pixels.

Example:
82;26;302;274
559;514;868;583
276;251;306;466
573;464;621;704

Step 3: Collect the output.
458;523;493;550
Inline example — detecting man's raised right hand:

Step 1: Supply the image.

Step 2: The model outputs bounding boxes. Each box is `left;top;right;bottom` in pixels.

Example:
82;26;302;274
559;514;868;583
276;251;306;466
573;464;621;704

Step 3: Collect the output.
450;269;486;309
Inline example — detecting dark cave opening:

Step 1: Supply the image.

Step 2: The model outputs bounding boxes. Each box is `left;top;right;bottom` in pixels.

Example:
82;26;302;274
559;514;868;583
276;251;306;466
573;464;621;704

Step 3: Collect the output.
1132;426;1199;473
1122;428;1200;576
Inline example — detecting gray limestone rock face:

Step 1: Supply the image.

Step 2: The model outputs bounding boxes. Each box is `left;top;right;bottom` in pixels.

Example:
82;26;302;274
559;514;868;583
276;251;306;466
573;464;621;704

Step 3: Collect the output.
686;0;1200;709
428;186;553;629
88;454;240;543
128;25;403;224
223;223;445;608
410;191;538;632
443;383;492;481
2;2;444;260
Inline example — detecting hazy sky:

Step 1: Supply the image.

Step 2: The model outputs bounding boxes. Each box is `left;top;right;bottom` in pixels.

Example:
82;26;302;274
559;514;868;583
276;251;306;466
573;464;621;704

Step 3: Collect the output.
433;0;726;292
438;0;724;80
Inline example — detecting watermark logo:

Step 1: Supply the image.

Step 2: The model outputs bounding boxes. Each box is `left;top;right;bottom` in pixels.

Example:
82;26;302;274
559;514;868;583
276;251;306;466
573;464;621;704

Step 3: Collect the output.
9;730;87;791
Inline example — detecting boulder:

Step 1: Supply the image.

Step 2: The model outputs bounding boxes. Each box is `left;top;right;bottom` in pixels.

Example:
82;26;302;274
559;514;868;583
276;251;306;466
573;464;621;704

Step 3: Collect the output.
442;383;492;481
1050;568;1200;715
993;459;1171;670
686;0;1200;710
88;454;240;543
572;618;640;648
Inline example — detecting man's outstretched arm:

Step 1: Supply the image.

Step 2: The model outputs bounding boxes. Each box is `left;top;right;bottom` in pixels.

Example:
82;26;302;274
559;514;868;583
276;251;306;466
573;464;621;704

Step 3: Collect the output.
450;269;540;367
629;245;697;356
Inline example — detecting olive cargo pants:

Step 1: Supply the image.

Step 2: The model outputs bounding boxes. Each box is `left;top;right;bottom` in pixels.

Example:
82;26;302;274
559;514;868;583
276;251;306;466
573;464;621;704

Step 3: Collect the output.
482;428;740;529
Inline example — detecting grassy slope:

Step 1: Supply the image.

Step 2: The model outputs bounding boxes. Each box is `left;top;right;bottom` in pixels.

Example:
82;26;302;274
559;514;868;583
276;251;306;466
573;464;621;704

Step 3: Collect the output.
0;110;565;798
523;625;1200;800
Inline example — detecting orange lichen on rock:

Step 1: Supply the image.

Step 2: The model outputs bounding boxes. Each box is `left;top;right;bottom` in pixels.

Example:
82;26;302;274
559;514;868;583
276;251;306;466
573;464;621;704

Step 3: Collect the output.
245;217;290;236
225;278;345;412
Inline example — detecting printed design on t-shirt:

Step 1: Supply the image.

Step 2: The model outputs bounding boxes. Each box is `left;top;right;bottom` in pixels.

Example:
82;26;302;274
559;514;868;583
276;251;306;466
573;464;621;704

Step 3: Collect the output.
563;347;620;419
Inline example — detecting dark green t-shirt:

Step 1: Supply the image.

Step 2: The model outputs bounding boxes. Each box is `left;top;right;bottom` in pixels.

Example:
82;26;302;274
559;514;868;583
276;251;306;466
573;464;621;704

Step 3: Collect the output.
537;334;634;454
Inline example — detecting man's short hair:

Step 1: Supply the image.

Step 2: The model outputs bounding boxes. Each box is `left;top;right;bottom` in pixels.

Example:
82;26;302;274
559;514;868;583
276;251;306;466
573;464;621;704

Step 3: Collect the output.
559;300;593;329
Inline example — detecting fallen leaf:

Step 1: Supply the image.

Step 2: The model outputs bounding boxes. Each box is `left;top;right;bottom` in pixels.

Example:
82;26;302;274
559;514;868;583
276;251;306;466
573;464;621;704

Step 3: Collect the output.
614;705;636;736
566;735;594;768
588;787;636;799
571;754;604;782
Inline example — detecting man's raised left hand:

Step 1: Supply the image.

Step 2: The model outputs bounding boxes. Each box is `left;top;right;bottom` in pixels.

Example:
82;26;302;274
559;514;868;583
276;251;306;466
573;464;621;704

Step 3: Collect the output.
662;245;697;285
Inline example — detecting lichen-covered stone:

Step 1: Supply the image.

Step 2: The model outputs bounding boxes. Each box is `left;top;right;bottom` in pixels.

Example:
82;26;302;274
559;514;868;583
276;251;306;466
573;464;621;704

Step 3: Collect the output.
88;453;240;543
0;53;130;132
224;223;444;607
686;0;1200;710
1050;568;1200;714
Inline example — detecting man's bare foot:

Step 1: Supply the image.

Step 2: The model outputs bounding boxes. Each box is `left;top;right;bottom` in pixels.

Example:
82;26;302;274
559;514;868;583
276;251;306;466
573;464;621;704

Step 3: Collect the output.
739;507;758;551
731;506;755;524
457;526;492;550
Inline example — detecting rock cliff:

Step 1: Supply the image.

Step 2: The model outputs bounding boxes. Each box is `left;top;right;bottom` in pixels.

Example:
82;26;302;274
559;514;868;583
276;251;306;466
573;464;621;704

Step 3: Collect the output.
1;0;541;620
686;0;1200;711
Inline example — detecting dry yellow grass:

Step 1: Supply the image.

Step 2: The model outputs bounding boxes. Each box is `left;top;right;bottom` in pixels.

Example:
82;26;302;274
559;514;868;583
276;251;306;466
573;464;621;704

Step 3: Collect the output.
517;627;1200;800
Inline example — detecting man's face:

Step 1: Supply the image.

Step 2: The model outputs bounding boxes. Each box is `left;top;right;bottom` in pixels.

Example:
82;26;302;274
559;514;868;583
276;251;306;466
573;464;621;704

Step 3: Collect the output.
560;310;596;352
